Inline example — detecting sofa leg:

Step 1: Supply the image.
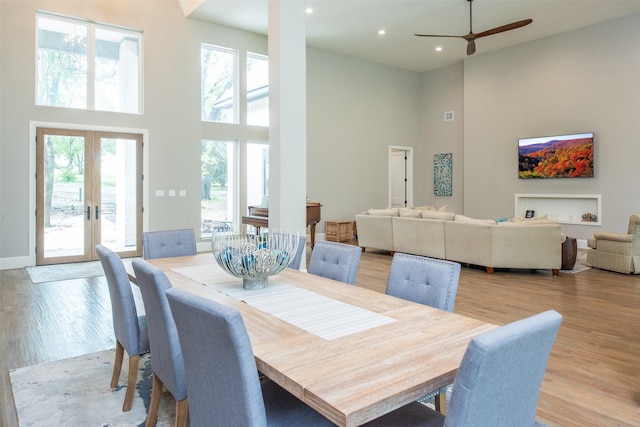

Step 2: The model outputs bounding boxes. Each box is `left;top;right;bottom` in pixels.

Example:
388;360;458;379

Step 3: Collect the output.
552;269;559;277
390;251;395;256
485;267;494;274
360;247;366;253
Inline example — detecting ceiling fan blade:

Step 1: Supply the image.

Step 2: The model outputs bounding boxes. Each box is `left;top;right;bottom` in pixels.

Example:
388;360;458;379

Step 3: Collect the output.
473;19;533;39
467;39;476;55
414;33;466;39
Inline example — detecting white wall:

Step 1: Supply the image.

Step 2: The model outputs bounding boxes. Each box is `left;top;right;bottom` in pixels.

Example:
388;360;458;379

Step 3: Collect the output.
306;48;423;225
461;13;640;240
418;62;465;214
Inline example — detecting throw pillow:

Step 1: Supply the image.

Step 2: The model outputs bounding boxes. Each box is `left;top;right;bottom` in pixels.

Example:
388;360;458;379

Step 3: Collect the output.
399;208;422;218
421;210;455;221
454;214;497;225
367;208;399;216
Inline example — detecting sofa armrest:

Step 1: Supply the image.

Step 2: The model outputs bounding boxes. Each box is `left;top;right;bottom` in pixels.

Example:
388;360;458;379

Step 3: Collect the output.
592;232;633;242
355;214;394;252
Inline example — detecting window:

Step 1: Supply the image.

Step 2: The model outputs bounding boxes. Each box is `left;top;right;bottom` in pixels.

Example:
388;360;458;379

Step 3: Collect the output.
247;143;269;207
247;53;269;126
201;139;236;236
36;12;141;113
201;44;237;123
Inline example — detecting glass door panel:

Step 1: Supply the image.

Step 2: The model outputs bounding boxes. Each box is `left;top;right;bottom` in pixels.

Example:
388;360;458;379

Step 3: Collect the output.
38;131;90;261
99;135;142;256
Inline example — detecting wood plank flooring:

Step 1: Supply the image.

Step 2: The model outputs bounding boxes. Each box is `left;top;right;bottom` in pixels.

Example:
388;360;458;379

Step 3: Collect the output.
1;247;639;426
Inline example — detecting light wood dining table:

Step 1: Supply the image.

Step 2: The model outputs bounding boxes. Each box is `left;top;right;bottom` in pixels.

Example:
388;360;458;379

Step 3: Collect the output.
127;253;496;426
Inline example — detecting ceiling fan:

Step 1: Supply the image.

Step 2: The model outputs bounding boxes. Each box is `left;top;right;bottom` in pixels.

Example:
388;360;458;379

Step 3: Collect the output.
414;0;533;56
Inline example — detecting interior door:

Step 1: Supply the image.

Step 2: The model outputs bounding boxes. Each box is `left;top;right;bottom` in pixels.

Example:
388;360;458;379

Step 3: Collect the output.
390;149;407;208
36;128;143;265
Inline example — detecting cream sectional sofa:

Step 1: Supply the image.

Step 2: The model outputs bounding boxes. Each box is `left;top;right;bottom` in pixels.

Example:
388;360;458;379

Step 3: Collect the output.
355;208;564;276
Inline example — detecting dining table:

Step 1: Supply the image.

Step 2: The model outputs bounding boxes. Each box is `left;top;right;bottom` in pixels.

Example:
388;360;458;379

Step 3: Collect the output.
126;253;496;427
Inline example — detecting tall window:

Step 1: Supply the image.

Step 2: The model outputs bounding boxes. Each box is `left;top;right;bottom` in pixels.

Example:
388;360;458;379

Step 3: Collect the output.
247;143;269;207
201;44;237;123
36;12;141;113
201;139;236;236
247;53;269;126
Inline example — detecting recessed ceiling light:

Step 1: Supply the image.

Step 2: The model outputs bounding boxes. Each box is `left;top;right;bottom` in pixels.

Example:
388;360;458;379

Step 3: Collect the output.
435;46;443;52
378;29;386;36
306;7;314;14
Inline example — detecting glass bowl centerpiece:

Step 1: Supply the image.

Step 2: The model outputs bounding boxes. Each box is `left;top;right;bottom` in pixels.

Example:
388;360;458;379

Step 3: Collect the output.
211;229;299;290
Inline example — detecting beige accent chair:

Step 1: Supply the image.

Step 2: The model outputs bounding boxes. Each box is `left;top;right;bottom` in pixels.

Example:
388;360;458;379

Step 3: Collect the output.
587;214;640;274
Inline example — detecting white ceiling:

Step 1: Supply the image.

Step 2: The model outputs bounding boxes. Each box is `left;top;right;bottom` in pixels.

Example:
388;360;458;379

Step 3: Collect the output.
185;0;640;72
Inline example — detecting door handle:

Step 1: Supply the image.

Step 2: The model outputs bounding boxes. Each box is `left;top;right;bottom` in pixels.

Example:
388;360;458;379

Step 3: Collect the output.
86;206;91;220
95;206;100;220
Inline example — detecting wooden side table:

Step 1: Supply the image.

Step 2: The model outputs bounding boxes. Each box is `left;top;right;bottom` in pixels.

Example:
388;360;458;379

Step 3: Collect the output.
325;220;353;243
561;237;577;270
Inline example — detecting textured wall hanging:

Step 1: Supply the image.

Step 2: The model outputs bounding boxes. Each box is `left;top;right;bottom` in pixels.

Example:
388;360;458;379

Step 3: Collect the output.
434;153;453;196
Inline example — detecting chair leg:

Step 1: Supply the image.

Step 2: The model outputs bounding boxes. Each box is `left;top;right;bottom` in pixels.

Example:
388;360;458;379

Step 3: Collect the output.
122;354;139;412
174;399;189;427
146;373;163;427
435;391;447;414
111;340;124;389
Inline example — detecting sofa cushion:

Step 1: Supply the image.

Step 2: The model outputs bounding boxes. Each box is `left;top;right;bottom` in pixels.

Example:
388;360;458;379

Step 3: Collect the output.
421;210;455;221
510;213;549;222
399;208;422;218
454;214;497;225
367;208;399;216
412;205;435;211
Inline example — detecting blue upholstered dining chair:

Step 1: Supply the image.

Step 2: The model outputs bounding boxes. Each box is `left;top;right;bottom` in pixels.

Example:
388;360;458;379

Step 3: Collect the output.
132;259;188;427
386;253;461;312
288;235;307;270
385;253;462;412
308;240;361;284
166;287;334;426
95;245;150;412
363;310;563;427
142;228;197;260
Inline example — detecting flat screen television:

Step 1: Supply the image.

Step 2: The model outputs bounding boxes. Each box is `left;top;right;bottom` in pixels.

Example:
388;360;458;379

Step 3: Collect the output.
518;132;594;179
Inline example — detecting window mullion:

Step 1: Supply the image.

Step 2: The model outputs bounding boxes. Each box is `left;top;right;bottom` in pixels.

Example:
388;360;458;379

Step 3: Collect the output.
86;23;96;110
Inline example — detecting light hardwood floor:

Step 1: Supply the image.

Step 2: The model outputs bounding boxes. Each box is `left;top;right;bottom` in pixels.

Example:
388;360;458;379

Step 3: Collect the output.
1;246;639;426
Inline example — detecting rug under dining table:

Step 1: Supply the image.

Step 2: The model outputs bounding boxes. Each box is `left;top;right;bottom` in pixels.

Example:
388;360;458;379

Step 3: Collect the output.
9;349;175;426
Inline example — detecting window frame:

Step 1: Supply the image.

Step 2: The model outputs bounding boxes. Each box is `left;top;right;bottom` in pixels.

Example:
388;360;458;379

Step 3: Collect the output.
201;43;239;124
35;11;143;114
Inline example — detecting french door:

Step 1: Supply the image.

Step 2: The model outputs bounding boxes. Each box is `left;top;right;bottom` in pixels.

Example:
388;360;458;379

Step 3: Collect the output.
36;128;143;265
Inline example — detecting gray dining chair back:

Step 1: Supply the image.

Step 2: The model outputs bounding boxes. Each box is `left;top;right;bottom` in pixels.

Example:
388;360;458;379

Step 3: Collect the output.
166;288;334;426
142;228;197;259
363;310;563;427
132;259;188;427
95;244;149;412
385;253;461;412
288;235;307;270
386;253;461;312
308;240;361;284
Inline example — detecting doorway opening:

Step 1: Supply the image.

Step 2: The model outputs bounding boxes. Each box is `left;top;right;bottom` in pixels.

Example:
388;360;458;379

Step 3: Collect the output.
389;146;413;209
35;127;143;265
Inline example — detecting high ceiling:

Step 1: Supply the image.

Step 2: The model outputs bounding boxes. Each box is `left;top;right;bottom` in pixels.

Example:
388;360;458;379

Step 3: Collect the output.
185;0;640;72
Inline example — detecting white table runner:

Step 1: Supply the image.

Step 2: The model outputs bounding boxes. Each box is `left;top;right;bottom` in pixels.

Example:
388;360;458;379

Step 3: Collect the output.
172;264;395;340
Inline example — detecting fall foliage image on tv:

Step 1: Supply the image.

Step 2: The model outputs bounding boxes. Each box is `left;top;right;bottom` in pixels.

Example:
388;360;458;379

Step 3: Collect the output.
518;132;594;179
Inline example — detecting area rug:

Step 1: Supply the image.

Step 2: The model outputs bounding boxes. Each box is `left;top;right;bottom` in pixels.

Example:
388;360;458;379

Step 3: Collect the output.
561;250;591;274
9;349;175;426
26;261;105;283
